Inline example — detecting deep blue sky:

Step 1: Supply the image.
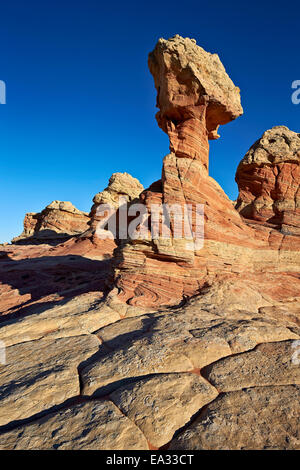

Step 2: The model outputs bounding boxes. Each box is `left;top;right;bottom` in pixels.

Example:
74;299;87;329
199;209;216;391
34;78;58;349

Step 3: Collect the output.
0;0;299;242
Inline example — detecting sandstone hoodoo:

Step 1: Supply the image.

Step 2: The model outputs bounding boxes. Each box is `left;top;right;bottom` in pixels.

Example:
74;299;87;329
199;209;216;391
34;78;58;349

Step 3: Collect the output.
112;35;300;309
236;126;300;234
12;200;89;244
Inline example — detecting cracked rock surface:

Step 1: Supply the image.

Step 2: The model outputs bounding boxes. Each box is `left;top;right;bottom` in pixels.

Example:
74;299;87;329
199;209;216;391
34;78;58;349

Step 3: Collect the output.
0;293;299;449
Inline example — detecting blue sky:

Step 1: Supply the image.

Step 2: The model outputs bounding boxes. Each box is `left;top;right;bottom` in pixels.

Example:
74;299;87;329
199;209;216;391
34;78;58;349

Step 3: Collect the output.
0;0;299;242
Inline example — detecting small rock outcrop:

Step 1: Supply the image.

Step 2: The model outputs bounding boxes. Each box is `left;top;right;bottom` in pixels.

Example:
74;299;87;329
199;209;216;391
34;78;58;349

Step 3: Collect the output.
92;172;144;209
236;126;300;234
12;201;89;244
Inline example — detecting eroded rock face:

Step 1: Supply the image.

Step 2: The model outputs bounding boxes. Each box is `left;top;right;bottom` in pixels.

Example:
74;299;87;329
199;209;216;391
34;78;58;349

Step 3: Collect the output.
12;201;89;244
80;304;298;397
236;126;300;234
1;173;144;317
92;172;144;209
203;340;300;392
112;35;247;307
0;294;299;449
149;34;242;167
0;241;115;318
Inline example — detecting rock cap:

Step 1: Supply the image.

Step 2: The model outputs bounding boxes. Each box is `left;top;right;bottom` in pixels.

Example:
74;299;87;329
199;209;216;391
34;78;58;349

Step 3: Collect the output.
149;34;243;138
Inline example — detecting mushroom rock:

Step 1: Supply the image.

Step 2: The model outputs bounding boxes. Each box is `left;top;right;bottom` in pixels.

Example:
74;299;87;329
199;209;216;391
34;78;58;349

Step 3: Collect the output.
235;126;300;235
12;201;90;245
112;35;253;308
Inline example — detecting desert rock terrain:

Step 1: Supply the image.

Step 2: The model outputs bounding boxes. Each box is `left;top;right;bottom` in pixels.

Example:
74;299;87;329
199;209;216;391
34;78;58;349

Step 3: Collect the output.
0;35;299;450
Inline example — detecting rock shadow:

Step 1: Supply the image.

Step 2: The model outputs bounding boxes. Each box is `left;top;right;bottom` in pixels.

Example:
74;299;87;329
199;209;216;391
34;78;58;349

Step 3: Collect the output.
0;251;113;323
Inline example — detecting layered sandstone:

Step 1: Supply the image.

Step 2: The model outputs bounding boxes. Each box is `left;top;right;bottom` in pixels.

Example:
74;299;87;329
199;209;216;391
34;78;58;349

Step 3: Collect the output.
91;172;144;210
112;35;244;306
0;295;299;449
12;201;89;244
235;126;300;234
0;241;115;318
170;385;300;450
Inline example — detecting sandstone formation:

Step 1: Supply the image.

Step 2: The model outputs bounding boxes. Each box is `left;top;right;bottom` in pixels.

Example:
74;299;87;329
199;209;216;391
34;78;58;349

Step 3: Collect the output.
148;34;243;143
0;401;148;450
12;201;89;244
110;373;218;448
236;126;300;234
92;172;144;210
1;173;144;318
112;35;300;309
203;340;300;391
81;307;298;398
0;35;300;451
89;172;144;241
0;242;115;317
